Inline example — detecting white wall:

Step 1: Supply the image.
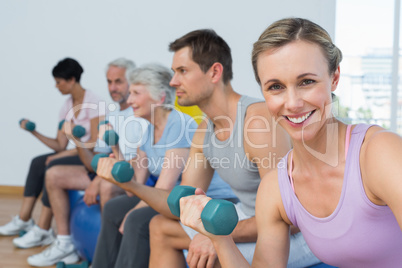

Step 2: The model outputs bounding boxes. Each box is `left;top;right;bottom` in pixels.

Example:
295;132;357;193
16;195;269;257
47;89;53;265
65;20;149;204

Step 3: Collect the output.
0;0;336;186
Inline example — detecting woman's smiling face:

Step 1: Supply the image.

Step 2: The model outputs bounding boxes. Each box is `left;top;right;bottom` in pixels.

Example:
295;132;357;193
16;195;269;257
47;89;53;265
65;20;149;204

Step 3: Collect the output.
127;83;158;121
257;40;340;142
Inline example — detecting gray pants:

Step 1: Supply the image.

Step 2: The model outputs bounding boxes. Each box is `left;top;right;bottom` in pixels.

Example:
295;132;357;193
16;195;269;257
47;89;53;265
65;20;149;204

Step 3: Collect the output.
91;195;158;268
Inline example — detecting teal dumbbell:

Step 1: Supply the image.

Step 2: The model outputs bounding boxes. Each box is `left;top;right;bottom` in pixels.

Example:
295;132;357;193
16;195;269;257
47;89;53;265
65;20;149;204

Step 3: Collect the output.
98;120;119;146
58;120;66;130
111;161;134;183
103;130;119;146
90;153;109;173
98;120;110;130
19;119;36;131
72;125;86;138
167;185;239;235
56;260;89;268
58;120;86;138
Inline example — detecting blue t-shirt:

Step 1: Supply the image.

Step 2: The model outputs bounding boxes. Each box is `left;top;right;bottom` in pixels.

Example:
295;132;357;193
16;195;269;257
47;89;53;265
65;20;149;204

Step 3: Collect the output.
140;109;237;200
140;109;197;177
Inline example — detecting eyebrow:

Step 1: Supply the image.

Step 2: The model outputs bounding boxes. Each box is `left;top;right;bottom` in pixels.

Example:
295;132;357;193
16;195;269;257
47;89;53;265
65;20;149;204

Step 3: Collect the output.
263;73;318;86
297;73;317;79
173;66;185;70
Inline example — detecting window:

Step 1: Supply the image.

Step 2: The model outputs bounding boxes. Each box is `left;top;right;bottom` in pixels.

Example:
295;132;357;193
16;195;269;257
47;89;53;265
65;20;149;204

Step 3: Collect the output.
335;0;402;134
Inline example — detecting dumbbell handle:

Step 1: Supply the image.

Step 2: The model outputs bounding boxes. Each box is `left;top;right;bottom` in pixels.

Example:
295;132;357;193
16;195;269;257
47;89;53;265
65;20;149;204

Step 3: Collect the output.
19;119;36;131
58;120;86;138
167;186;238;235
98;120;109;130
90;153;109;173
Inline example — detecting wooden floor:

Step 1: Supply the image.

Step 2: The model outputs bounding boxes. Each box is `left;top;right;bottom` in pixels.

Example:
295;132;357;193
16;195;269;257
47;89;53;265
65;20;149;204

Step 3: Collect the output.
0;193;56;268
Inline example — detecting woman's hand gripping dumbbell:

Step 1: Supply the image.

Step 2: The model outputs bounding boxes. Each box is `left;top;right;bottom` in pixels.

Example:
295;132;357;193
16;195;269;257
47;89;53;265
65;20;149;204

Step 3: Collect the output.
19;119;36;131
59;119;86;138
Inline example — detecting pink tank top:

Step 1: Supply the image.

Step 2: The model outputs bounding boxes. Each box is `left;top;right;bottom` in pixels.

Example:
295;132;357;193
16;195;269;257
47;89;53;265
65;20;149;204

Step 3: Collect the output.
278;124;402;267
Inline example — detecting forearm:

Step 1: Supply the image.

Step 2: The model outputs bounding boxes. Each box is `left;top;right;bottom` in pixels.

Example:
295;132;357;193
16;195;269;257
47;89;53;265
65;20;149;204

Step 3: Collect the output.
230;217;258;243
120;181;176;219
76;146;95;171
31;131;65;152
212;236;250;268
52;148;78;158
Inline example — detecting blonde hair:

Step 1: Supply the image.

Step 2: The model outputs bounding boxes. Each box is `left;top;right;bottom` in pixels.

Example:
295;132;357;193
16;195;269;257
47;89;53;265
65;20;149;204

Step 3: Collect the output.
252;17;342;85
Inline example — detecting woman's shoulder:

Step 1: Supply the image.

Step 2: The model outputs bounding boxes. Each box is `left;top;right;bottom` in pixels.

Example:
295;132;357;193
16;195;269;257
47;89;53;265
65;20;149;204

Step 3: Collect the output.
360;125;399;154
358;125;402;205
84;89;105;103
169;109;198;127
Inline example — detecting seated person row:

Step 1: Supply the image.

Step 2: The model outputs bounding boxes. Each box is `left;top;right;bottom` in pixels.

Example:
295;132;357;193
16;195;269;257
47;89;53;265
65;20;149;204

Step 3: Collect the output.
92;63;237;268
26;58;148;267
0;58;104;247
178;17;402;268
96;29;321;268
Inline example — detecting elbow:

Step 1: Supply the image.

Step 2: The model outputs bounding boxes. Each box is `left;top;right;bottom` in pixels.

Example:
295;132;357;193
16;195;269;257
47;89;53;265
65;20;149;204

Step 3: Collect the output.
54;147;63;153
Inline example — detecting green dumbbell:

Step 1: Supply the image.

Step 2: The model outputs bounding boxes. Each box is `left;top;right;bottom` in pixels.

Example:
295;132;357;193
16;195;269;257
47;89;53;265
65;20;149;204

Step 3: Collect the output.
90;153;109;173
111;161;134;183
58;119;66;130
72;125;86;138
19;119;36;131
103;130;119;146
98;120;118;146
58;120;86;138
167;185;239;235
98;120;110;130
56;260;89;268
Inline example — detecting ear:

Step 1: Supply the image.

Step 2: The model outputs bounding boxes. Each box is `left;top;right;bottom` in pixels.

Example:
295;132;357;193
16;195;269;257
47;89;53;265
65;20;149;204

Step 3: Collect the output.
209;62;224;84
158;92;166;105
331;66;340;92
67;77;77;84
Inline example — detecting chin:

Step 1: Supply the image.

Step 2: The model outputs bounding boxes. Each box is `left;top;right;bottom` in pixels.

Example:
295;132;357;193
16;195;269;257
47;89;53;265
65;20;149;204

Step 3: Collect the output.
177;98;195;107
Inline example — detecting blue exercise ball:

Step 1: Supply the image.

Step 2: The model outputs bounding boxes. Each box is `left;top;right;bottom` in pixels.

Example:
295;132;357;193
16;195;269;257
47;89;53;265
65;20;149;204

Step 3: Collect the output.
68;190;84;208
69;191;101;263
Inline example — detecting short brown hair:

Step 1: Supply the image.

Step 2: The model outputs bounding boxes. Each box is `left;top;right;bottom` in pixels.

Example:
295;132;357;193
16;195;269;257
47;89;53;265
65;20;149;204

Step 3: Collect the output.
169;29;233;84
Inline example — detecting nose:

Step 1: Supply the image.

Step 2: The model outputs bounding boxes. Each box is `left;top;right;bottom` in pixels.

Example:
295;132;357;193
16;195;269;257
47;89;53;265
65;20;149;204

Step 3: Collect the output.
109;82;117;92
285;88;303;112
127;92;135;105
170;73;179;88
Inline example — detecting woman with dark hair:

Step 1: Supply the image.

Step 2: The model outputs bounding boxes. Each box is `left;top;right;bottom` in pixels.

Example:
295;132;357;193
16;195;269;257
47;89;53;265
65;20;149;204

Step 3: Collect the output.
0;58;105;253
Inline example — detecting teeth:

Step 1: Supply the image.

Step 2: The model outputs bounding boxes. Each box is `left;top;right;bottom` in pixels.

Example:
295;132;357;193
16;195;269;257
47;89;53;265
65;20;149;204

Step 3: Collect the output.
287;111;312;124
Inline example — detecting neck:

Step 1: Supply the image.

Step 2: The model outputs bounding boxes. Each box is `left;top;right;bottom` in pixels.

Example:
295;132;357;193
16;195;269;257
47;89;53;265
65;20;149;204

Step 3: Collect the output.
147;106;171;127
119;102;130;111
71;83;85;102
291;120;347;169
198;83;241;129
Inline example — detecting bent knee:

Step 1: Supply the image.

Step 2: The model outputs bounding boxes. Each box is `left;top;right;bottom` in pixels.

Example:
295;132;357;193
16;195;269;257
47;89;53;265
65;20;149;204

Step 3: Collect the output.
149;214;167;239
99;180;123;199
45;166;62;189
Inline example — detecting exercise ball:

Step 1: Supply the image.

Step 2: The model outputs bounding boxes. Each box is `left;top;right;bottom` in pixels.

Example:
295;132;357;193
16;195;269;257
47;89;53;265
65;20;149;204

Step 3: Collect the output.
69;190;101;263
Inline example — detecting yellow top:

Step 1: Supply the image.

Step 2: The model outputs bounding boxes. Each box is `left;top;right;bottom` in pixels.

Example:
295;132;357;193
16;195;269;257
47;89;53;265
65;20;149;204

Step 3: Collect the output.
174;97;204;124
